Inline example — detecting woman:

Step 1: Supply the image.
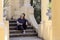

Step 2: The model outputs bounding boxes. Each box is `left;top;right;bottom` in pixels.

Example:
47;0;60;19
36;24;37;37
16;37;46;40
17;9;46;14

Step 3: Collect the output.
17;13;28;34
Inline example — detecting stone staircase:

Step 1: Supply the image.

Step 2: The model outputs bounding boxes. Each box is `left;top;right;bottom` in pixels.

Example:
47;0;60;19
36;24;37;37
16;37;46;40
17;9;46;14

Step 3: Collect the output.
9;20;38;37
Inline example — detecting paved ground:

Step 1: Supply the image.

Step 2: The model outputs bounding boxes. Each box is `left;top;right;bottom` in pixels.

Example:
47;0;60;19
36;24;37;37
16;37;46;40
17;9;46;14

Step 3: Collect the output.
10;37;42;40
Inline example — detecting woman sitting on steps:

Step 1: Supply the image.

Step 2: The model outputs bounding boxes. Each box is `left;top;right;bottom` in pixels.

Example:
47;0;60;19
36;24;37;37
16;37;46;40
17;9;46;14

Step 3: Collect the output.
17;13;28;34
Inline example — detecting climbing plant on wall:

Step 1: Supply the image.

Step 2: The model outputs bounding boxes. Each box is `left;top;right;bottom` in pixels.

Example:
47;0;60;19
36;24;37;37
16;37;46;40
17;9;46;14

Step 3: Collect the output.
30;0;41;24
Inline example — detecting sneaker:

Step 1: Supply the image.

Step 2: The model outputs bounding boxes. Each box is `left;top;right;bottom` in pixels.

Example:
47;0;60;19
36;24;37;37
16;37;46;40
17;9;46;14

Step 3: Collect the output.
23;30;26;34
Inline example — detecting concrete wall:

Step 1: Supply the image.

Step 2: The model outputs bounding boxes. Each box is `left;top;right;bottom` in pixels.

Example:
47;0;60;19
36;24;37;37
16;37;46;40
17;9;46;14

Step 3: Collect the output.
6;0;25;20
0;21;9;40
52;0;60;40
5;0;34;20
0;0;9;40
38;0;52;40
0;0;4;40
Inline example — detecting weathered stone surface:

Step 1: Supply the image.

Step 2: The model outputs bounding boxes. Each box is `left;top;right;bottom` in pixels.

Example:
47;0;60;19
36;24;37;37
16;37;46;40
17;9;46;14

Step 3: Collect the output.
10;37;42;40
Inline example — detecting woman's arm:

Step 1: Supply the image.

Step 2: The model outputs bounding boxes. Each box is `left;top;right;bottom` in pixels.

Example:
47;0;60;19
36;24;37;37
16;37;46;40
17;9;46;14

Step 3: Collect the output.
17;21;23;25
26;22;28;25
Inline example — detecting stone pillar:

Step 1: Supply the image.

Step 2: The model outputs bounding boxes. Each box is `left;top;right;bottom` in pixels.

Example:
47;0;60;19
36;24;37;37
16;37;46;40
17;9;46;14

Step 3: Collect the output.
0;0;9;40
0;0;3;22
38;0;52;40
40;0;49;39
0;0;5;26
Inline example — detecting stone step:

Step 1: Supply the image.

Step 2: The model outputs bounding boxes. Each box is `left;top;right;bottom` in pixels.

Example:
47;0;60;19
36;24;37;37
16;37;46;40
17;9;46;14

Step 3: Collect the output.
9;20;32;26
9;20;17;21
9;23;17;24
9;26;34;30
9;20;17;23
9;23;32;26
9;26;33;28
10;36;41;40
9;23;31;26
9;24;17;26
10;29;36;33
10;32;38;37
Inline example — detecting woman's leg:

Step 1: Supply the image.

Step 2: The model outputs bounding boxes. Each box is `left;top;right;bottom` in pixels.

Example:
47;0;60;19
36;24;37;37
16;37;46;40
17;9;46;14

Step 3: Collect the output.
17;25;24;33
23;25;27;34
23;25;27;30
20;25;24;30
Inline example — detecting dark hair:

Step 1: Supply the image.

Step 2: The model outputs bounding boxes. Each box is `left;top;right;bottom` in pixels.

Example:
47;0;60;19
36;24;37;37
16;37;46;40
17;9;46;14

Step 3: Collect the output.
22;13;25;19
22;13;25;16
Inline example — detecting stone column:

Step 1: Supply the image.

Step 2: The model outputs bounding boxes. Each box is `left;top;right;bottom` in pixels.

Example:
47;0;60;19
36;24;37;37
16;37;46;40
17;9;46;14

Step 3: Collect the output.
0;0;9;40
0;0;4;23
38;0;52;40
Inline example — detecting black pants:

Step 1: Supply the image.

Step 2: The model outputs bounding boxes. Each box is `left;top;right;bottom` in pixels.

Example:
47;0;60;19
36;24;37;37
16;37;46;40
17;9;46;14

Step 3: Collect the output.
17;25;27;30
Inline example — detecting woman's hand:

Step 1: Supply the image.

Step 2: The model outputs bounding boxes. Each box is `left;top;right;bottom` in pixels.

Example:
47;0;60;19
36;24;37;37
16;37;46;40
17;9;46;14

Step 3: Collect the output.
17;21;23;25
26;22;28;25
